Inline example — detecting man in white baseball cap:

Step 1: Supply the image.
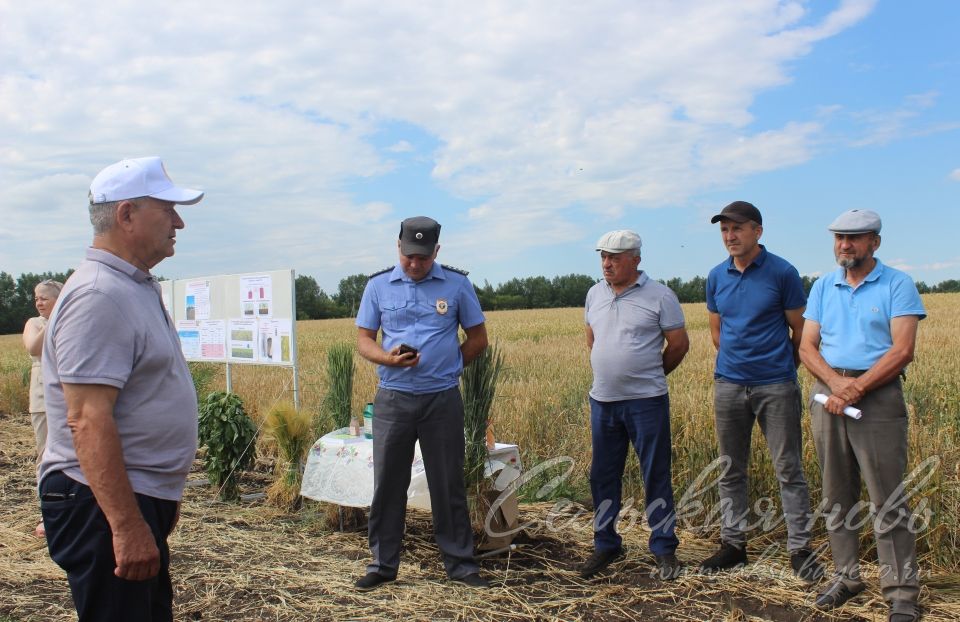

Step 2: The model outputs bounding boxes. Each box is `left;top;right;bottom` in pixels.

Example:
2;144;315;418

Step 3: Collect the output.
39;157;203;620
88;156;204;206
581;229;689;582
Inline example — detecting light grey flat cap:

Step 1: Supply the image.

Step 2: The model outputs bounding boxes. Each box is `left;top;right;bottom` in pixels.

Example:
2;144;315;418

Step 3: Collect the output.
828;209;882;234
596;230;642;253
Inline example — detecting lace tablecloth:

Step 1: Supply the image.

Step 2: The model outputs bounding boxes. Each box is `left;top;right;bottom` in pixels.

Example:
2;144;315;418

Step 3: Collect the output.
300;428;522;510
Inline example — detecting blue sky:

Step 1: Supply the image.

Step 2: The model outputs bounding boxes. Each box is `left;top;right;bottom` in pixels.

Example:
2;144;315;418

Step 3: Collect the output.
1;0;958;293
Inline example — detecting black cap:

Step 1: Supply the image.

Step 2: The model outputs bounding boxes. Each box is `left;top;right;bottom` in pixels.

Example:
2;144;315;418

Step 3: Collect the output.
399;216;441;256
710;201;762;225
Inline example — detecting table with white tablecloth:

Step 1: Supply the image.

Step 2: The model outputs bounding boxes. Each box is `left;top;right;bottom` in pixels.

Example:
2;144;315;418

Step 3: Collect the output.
300;428;522;510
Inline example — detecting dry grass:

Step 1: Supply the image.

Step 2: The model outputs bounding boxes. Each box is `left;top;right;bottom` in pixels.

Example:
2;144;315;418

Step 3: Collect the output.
1;295;959;620
3;411;959;620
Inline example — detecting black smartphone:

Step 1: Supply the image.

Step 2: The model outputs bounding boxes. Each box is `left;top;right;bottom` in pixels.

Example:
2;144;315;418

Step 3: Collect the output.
398;343;418;356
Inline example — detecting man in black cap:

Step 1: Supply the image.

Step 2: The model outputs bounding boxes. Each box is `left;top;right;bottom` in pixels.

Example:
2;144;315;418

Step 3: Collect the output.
800;209;924;621
700;201;822;582
353;216;490;590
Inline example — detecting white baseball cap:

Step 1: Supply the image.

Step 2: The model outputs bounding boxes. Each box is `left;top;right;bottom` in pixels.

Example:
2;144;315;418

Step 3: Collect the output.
596;230;642;253
89;157;204;205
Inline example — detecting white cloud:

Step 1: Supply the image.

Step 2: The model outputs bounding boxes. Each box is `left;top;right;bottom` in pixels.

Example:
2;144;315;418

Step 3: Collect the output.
387;141;414;153
0;0;878;289
950;169;960;182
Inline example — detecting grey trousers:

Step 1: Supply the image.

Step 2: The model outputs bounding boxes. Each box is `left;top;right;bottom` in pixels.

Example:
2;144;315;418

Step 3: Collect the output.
366;386;478;580
714;379;813;551
810;377;919;603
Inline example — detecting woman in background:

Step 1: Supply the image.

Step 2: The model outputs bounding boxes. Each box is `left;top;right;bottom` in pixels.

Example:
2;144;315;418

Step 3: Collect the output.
22;279;63;538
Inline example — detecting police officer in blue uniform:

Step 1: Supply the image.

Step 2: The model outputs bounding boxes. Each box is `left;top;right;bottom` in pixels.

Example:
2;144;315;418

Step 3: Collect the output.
354;216;490;591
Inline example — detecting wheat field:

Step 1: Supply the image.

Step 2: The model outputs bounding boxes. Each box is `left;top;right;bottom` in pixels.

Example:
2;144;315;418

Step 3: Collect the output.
1;294;958;574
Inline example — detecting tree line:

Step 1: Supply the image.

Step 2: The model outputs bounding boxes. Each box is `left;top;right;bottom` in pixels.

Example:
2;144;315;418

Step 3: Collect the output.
3;270;960;333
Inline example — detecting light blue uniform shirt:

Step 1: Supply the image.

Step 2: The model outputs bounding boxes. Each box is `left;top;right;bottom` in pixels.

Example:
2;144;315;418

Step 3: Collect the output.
356;262;485;394
803;258;925;370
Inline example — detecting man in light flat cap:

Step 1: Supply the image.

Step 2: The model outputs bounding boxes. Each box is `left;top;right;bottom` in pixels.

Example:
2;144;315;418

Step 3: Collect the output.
580;229;689;581
799;209;925;621
39;157;204;620
700;201;822;582
354;216;490;591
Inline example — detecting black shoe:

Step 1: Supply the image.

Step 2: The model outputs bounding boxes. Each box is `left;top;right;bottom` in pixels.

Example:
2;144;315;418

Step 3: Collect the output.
888;599;920;622
654;554;683;581
451;573;490;589
355;572;394;592
790;548;825;583
814;577;865;609
579;547;625;578
699;542;747;572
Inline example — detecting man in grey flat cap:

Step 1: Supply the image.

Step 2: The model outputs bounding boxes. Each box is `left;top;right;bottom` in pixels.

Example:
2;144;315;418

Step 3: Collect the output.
580;230;689;581
799;209;925;621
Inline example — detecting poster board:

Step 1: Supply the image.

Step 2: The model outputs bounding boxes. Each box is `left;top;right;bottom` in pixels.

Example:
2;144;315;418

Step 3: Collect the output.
159;269;297;367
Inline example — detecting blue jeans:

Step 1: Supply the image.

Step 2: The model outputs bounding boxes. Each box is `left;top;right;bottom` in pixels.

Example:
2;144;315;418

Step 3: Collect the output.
713;379;813;551
589;394;679;555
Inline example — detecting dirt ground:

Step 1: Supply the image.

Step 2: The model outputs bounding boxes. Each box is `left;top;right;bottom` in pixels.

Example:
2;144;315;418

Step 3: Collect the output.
2;412;957;621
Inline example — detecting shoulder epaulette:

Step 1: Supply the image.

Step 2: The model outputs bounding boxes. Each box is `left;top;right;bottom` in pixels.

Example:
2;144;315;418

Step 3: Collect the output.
367;266;393;279
441;264;469;276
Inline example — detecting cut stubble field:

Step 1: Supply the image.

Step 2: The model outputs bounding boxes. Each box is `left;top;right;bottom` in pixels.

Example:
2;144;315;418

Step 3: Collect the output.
1;296;958;620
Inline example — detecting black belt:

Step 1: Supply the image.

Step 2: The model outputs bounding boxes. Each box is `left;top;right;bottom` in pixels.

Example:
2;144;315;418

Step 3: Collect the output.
832;368;867;377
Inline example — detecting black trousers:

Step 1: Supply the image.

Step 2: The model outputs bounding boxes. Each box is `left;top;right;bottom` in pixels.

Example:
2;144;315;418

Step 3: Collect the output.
40;470;178;622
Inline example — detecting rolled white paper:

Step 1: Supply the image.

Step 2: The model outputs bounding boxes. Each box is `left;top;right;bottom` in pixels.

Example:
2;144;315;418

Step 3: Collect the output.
813;393;862;419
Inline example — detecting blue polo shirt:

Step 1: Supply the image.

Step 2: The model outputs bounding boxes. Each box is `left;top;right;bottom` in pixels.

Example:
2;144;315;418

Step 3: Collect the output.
356;261;485;394
706;246;806;385
803;259;925;370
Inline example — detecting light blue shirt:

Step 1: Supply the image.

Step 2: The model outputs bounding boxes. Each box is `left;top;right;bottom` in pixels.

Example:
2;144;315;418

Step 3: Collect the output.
803;258;925;370
356;262;485;394
585;271;685;401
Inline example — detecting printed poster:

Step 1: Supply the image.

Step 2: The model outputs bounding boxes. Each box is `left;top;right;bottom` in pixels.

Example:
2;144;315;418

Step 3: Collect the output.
228;319;258;362
176;321;201;360
258;319;293;364
199;320;226;360
184;280;212;320
239;274;273;319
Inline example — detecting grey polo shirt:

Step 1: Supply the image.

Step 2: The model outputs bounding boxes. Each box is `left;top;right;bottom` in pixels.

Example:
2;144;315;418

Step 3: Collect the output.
39;248;198;501
585;271;685;402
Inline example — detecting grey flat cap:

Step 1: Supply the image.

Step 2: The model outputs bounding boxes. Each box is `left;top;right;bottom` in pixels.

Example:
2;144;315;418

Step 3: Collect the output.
828;209;882;234
596;230;641;253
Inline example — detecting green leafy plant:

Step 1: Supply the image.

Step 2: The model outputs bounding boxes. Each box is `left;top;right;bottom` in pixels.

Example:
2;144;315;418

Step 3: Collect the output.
461;342;505;527
323;342;355;432
264;401;313;509
198;391;257;501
